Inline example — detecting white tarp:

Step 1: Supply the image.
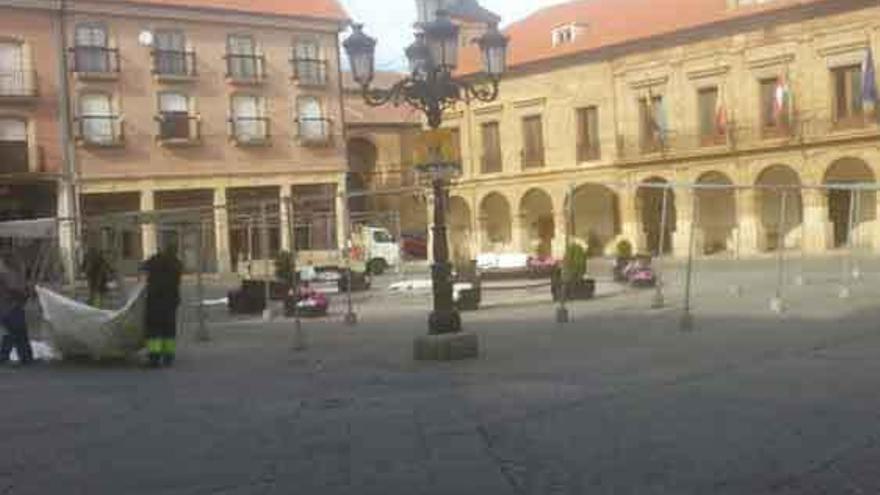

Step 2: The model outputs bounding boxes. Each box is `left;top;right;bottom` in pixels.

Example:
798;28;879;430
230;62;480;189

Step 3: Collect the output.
476;253;530;271
36;284;147;360
0;218;57;239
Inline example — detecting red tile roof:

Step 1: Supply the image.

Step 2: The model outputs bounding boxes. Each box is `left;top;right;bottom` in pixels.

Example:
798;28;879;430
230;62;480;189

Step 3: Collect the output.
126;0;348;22
460;0;829;74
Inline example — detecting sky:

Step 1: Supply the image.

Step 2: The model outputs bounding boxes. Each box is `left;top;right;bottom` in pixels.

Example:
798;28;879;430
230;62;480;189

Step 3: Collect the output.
339;0;571;71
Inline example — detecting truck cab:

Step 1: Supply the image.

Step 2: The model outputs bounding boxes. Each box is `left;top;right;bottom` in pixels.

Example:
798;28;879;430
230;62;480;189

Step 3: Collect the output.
357;226;400;275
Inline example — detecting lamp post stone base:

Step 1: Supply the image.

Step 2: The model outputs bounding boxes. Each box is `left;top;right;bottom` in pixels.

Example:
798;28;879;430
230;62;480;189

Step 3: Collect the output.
414;332;478;361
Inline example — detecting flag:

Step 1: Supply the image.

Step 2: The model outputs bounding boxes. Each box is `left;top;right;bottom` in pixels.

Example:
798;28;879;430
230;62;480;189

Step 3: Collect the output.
862;47;878;116
715;85;728;135
773;72;790;124
645;88;668;147
655;97;668;146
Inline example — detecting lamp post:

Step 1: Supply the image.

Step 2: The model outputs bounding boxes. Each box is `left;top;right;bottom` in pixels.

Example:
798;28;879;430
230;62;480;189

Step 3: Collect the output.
344;8;508;337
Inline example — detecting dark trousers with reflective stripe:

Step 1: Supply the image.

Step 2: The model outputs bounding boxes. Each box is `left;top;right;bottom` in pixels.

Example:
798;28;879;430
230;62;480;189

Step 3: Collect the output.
1;307;33;363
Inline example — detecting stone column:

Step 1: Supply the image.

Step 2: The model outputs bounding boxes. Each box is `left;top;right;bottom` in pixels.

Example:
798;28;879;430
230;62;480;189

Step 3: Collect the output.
57;184;78;284
673;187;695;257
552;211;567;259
734;188;761;256
512;212;527;254
618;187;644;253
213;187;231;274
140;189;157;259
802;187;829;254
335;181;348;252
279;185;292;252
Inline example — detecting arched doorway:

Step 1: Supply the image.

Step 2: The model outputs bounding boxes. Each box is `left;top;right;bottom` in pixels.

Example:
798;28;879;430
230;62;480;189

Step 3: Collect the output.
480;193;512;253
755;165;803;251
696;171;736;255
519;188;554;257
347;137;377;214
448;196;472;264
570;184;620;257
824;158;876;249
638;177;675;255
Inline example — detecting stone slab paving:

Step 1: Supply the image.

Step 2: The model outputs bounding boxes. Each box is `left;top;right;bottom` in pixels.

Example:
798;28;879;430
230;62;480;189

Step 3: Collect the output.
3;259;880;494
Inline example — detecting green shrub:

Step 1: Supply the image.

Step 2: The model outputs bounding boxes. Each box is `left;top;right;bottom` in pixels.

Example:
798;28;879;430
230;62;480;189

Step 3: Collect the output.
274;251;296;285
563;244;588;284
615;239;633;259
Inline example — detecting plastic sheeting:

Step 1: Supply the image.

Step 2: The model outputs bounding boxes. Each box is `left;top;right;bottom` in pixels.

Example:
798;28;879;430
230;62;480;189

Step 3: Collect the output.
35;284;147;360
0;218;56;239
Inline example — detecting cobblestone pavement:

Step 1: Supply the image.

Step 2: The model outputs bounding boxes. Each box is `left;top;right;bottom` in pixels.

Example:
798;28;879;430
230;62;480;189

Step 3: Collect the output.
3;258;880;494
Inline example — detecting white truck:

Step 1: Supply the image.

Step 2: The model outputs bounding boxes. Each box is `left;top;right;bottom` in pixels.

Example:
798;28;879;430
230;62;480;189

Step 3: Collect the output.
351;225;401;275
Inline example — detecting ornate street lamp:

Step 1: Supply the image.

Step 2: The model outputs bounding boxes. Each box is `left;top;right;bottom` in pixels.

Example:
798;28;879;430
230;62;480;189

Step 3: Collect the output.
344;9;508;337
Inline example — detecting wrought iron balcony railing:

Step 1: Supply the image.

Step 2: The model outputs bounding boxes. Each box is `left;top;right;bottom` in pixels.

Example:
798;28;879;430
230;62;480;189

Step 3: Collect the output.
0;71;37;98
155;113;201;144
229;116;271;145
152;49;197;79
292;58;328;86
74;115;124;146
296;117;333;145
224;54;266;83
69;46;120;76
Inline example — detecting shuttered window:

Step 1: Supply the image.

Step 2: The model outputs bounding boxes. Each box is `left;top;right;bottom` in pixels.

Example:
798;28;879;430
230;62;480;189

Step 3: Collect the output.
521;115;544;169
576;106;600;161
833;65;863;126
480;121;501;174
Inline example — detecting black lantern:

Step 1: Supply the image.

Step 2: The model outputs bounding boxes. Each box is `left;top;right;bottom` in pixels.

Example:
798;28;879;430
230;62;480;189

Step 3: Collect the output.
423;10;460;71
405;32;433;80
343;24;377;87
478;23;508;79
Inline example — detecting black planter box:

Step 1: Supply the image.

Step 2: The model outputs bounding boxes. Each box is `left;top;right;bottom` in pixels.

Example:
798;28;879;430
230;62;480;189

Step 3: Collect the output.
551;278;596;302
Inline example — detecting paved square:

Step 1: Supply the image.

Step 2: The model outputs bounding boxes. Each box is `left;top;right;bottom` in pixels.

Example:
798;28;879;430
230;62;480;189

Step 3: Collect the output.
3;259;880;494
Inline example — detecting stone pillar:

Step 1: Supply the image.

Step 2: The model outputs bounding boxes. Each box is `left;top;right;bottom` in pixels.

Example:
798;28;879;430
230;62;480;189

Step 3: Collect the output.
57;184;78;284
279;185;292;252
512;212;527;254
802;187;829;254
673;187;695;257
552;211;567;259
734;188;761;256
618;187;644;253
213;187;231;274
140;189;157;259
335;181;348;252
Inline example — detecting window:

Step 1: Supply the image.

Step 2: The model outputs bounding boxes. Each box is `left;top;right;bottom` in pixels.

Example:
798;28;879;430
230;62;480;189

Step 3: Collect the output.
231;94;267;142
373;230;393;243
227;35;262;80
158;92;193;140
832;65;864;126
79;93;117;144
0;118;28;174
639;95;664;152
760;77;789;134
481;121;501;173
74;24;116;73
552;25;576;47
297;96;328;143
293;40;326;86
698;87;725;145
522;115;545;168
576;106;600;161
0;42;28;96
153;30;193;77
449;127;461;163
292;184;337;250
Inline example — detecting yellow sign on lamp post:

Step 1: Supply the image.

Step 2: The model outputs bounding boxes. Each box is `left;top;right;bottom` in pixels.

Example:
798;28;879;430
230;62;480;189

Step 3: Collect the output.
414;129;460;166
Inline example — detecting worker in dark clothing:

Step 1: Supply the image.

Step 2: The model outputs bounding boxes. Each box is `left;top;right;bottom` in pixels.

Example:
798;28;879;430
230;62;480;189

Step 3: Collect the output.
0;255;34;365
142;245;183;368
83;248;113;308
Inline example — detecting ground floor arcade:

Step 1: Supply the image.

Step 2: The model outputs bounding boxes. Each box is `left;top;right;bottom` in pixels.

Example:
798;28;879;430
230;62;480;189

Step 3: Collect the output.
441;148;880;261
75;174;347;275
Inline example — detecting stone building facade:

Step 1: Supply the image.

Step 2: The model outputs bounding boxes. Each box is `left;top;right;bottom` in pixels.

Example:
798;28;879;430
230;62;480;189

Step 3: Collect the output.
444;0;880;260
0;0;349;274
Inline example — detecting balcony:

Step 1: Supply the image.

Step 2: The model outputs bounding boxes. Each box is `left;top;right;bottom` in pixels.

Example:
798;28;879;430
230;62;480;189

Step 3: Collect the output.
156;113;201;147
480;153;502;174
292;58;328;87
576;144;600;162
521;148;545;169
152;49;197;82
296;117;333;146
0;71;38;101
225;54;266;85
229;117;271;147
75;115;124;148
69;46;120;80
0;141;29;174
